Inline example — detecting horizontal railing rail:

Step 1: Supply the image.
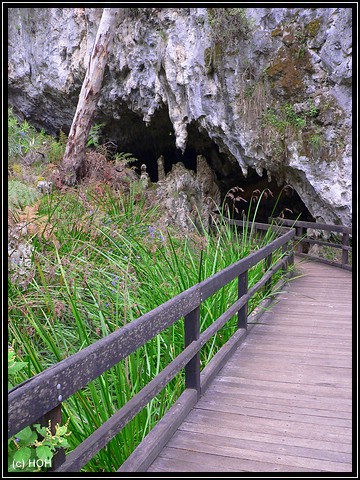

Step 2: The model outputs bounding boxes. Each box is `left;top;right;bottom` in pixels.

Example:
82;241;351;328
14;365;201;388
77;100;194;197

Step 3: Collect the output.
269;217;352;271
8;224;295;472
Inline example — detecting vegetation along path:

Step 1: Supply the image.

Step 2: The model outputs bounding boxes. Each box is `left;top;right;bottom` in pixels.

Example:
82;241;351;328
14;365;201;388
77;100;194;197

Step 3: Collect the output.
147;258;353;473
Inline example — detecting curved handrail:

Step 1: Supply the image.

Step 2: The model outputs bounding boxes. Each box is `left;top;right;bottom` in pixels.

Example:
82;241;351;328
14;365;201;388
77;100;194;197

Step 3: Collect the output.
8;227;295;471
269;217;352;271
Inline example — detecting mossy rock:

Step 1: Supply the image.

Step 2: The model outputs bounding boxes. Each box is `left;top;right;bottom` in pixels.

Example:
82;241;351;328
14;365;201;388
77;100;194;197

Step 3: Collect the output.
8;180;40;209
204;43;222;74
271;26;282;37
305;18;322;37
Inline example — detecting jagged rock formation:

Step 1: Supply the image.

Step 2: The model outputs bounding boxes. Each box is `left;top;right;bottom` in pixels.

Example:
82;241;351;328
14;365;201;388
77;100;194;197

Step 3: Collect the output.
157;155;166;182
8;7;352;225
155;157;220;231
140;163;150;188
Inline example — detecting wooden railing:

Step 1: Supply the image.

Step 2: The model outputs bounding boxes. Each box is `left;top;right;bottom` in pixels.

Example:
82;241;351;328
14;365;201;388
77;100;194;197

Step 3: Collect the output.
222;216;352;271
269;217;352;271
8;225;295;472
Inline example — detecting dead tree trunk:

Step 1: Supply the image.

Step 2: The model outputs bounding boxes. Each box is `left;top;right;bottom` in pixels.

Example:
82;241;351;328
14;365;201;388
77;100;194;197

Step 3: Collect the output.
60;8;122;185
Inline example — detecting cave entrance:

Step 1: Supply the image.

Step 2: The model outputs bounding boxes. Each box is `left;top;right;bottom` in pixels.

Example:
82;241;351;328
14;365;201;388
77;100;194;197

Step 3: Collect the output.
221;167;315;223
101;106;198;182
100;108;314;223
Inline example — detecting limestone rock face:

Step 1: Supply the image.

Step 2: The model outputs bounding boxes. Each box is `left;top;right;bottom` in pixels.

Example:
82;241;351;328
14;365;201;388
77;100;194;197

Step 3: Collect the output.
8;7;352;225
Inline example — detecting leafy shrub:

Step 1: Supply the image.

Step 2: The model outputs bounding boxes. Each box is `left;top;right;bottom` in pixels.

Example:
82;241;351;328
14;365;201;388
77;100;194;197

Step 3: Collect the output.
208;8;251;47
8;180;40;209
8;347;72;473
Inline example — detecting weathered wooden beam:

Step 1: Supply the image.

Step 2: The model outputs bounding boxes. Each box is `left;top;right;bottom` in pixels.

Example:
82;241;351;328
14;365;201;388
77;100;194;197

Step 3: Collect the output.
296;253;352;271
118;389;197;472
237;271;248;329
8;286;201;437
270;217;352;234
200;229;295;300
184;307;201;398
342;233;350;265
295;236;352;250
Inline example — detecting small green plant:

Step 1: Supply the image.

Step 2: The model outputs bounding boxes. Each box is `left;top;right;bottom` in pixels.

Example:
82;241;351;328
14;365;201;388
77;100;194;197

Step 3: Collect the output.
8;180;40;209
8;108;36;159
8;420;72;473
310;133;323;151
113;151;138;166
207;8;252;50
87;123;105;148
305;100;318;118
281;103;306;128
48;141;66;164
8;347;72;472
262;101;318;134
8;346;28;390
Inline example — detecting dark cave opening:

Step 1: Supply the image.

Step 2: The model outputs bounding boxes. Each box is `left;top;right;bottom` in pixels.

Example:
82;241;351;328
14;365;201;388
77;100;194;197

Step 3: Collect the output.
100;107;314;224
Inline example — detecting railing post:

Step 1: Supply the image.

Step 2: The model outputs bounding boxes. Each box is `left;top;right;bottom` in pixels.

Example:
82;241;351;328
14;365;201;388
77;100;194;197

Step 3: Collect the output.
38;404;65;471
281;243;288;274
238;271;248;330
342;233;349;266
265;253;272;292
296;226;304;253
184;306;201;399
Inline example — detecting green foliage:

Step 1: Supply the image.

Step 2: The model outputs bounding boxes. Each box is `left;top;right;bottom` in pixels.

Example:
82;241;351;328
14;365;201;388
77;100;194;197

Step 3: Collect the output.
8;180;40;209
8;108;38;159
113;151;138;166
8;421;72;472
8;347;72;472
87;123;105;148
281;103;307;128
8;108;66;166
208;8;250;44
8;183;288;472
310;133;323;151
262;100;319;134
8;347;28;390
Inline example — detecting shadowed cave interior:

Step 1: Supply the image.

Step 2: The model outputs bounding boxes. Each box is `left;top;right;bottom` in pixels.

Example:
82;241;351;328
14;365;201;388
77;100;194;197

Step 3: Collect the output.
99;107;314;223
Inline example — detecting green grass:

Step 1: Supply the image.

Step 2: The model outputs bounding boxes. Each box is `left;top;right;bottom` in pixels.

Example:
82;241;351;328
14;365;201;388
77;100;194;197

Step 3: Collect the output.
8;112;290;472
8;182;289;472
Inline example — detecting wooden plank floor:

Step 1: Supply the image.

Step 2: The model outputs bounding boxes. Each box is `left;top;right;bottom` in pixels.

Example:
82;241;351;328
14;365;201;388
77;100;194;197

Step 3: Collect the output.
147;258;353;473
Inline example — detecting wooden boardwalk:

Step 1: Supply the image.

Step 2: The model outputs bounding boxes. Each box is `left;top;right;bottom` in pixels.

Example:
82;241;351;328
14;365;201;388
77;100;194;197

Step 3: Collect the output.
147;258;353;473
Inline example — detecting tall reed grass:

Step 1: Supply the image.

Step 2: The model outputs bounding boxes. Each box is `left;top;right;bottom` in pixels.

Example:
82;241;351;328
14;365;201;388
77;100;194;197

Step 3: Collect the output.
8;182;287;471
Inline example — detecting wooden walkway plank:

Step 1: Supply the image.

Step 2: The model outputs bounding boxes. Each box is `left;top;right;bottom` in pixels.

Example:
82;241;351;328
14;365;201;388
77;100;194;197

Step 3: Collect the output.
147;258;353;473
148;448;329;473
160;430;352;471
177;420;353;454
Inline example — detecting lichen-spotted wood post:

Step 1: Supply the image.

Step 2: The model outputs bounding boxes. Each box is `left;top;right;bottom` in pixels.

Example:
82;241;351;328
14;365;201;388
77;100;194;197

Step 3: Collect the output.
60;8;124;185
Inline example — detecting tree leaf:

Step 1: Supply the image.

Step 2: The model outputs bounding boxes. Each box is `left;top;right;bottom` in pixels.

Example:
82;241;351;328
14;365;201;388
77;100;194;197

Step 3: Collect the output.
34;424;47;437
15;426;37;445
8;362;28;374
36;445;53;462
55;425;68;436
14;447;32;464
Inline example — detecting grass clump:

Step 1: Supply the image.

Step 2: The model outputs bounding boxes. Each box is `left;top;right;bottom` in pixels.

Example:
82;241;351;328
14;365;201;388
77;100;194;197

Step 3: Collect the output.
8;180;288;472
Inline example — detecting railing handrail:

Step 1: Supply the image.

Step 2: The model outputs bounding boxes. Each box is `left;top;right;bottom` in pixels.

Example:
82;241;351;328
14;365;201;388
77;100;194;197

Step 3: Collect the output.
268;217;352;270
8;225;295;471
269;216;352;234
222;215;352;270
